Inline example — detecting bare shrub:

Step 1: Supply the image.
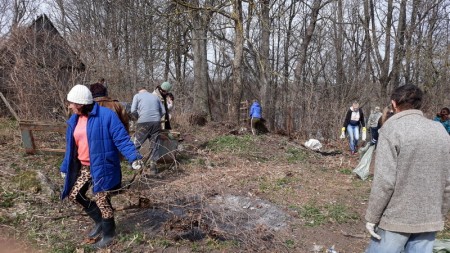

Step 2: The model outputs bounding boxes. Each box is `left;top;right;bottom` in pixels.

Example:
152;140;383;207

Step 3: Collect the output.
0;16;85;122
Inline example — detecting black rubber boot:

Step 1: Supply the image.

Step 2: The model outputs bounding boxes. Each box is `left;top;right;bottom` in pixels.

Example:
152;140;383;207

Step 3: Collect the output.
84;204;102;239
93;218;116;248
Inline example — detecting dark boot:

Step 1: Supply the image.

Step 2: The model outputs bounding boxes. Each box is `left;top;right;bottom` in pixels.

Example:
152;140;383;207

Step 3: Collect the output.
84;204;102;239
93;218;116;248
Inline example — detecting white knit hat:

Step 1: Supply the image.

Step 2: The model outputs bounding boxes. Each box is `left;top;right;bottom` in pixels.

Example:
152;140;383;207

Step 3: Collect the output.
67;84;93;105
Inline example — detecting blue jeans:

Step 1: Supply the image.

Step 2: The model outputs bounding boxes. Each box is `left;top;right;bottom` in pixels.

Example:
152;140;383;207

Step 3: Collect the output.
370;127;379;145
346;125;359;152
366;228;436;253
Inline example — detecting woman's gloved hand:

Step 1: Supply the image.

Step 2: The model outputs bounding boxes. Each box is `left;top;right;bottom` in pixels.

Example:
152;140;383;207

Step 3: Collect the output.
340;127;346;139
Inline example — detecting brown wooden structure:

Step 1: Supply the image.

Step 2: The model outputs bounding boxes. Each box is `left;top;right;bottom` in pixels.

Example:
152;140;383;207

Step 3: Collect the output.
19;120;66;155
0;14;85;120
239;100;250;126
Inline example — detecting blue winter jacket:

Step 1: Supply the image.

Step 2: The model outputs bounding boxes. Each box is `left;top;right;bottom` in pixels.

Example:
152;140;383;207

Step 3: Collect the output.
434;116;450;134
249;101;262;119
60;103;142;200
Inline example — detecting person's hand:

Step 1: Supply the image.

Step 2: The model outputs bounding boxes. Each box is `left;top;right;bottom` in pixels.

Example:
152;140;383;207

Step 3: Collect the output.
132;160;143;170
340;127;346;139
362;127;367;141
61;172;66;179
365;222;381;240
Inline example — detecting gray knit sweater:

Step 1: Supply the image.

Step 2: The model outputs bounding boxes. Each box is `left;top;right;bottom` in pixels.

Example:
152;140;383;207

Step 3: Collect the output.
365;109;450;233
131;90;165;123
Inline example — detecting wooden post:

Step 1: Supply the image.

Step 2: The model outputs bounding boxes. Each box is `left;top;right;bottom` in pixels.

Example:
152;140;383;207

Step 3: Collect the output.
20;128;36;154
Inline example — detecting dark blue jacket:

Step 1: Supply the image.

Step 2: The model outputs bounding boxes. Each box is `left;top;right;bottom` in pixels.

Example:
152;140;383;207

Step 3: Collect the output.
250;101;262;119
60;103;141;199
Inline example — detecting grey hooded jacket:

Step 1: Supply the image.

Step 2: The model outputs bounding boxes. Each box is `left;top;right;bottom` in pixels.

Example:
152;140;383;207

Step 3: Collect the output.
365;109;450;233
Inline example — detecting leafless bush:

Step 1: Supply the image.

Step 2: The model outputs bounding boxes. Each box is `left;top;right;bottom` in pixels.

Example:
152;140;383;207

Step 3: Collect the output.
0;19;84;122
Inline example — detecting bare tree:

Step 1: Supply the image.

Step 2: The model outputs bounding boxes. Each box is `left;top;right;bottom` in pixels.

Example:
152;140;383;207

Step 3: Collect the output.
7;0;446;137
229;0;244;122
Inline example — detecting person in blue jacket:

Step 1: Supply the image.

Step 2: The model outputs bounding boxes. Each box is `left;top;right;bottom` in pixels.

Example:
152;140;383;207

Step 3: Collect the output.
60;84;143;248
249;100;262;135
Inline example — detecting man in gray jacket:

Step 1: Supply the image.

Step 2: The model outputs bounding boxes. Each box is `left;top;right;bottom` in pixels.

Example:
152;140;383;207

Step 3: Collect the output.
365;84;450;253
131;86;165;175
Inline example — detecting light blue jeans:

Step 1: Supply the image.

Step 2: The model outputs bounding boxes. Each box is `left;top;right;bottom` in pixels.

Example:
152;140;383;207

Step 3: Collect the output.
346;125;359;152
366;228;436;253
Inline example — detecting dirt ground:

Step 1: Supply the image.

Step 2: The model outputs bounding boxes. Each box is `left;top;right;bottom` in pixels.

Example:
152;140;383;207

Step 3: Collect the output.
0;118;396;252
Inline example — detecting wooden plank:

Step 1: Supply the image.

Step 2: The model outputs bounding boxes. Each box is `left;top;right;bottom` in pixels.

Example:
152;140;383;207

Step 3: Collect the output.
19;120;66;155
36;148;65;155
19;121;66;133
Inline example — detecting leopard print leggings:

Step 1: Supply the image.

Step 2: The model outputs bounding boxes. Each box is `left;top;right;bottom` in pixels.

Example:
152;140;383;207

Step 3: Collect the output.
68;165;114;219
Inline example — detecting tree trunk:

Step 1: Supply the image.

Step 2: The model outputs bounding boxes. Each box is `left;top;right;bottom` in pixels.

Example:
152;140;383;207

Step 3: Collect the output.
258;0;272;129
371;0;393;98
293;0;323;135
191;6;212;119
391;0;407;88
334;0;345;101
230;0;244;123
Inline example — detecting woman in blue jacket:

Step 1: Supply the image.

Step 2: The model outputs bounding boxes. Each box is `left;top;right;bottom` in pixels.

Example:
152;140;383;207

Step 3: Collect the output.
249;100;262;135
60;84;143;248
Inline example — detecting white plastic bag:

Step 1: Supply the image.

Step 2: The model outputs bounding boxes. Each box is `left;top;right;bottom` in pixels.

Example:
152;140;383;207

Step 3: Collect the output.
339;132;345;139
353;145;375;180
361;130;367;141
304;139;322;151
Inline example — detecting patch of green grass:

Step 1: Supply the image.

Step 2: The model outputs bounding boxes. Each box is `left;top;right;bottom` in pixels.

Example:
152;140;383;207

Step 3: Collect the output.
0;118;17;128
191;242;201;252
293;201;358;227
205;238;235;251
285;239;295;248
206;135;254;153
154;239;173;248
9;213;26;227
339;168;353;175
352;179;366;188
286;148;308;163
118;231;146;245
0;191;19;208
197;158;206;166
46;230;90;253
0;119;17;142
299;203;326;227
49;243;78;253
258;177;271;192
175;152;193;164
12;170;41;193
276;177;292;187
10;163;20;172
325;203;359;223
258;176;297;194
